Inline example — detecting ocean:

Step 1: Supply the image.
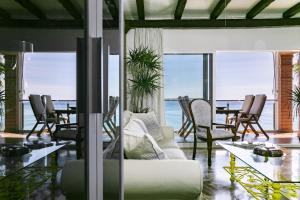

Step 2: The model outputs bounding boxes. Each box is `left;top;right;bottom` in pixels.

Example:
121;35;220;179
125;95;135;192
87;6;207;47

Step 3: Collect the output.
20;100;297;132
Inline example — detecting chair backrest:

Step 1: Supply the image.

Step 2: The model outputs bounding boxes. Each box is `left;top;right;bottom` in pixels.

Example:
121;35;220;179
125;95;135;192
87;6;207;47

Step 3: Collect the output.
106;96;119;119
249;94;267;117
178;96;193;120
190;99;211;128
241;95;255;114
29;94;46;121
41;95;55;115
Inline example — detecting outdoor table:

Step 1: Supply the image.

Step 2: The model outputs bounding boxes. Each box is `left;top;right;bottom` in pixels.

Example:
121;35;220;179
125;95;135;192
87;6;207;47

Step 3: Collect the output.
216;108;240;134
55;109;76;123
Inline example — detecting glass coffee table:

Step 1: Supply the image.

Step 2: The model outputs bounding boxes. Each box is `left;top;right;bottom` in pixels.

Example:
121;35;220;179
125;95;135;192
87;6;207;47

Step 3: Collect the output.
0;140;65;199
217;141;300;200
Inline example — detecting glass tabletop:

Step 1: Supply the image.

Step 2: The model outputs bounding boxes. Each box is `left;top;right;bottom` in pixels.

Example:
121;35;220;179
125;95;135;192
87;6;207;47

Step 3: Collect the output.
217;141;300;183
0;142;64;180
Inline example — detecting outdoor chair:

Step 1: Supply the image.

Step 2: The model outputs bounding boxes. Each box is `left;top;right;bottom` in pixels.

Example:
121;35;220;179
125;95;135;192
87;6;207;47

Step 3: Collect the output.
103;96;119;139
177;96;193;138
26;94;56;140
236;94;269;141
190;99;236;166
53;123;83;159
41;95;67;124
228;95;255;125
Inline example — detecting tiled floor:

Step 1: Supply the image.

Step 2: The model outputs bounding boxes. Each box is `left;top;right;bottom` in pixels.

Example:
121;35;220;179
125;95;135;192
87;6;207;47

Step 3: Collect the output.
0;132;299;200
177;132;300;149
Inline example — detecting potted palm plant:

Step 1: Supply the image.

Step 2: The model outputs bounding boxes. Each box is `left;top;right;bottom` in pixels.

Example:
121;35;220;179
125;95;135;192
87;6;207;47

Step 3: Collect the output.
291;86;300;139
126;47;162;113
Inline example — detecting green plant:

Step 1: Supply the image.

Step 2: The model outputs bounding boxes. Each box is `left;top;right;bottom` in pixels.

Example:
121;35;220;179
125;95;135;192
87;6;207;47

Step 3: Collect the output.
291;86;300;116
126;47;162;113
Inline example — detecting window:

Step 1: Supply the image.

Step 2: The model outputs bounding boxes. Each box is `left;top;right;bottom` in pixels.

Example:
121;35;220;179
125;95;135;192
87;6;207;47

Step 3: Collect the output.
164;54;204;129
216;51;275;130
23;52;76;130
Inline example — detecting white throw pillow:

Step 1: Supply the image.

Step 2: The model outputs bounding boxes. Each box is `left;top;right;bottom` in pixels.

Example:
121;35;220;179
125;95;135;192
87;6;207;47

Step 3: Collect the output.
124;118;167;160
131;111;164;142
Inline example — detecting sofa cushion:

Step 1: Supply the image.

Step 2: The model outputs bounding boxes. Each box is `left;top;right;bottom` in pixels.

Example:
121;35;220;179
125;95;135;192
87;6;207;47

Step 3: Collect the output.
162;148;187;160
131;111;164;142
124;118;167;160
157;139;179;149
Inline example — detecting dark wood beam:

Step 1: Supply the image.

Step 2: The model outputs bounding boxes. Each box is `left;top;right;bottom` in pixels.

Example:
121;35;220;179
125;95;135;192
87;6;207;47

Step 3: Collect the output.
246;0;275;19
0;19;119;29
210;0;231;19
283;2;300;18
126;18;300;29
104;0;118;20
57;0;82;20
0;7;11;19
3;18;300;29
0;19;81;29
136;0;145;20
14;0;47;19
174;0;187;20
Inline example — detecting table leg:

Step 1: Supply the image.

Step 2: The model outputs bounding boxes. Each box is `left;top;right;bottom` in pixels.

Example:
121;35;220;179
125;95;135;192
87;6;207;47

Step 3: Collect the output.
230;153;235;183
272;183;281;200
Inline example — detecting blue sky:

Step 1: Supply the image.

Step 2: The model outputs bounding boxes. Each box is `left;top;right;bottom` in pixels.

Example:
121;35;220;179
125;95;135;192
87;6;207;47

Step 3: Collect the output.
23;53;76;100
216;52;274;100
23;52;275;101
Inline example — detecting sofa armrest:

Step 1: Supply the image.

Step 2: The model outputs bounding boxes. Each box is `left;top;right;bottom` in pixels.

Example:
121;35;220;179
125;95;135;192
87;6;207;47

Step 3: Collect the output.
125;159;203;200
161;126;175;139
61;159;203;200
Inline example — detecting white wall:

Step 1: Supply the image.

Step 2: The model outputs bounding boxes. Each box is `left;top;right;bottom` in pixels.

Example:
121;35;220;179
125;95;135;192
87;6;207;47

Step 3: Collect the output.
0;28;84;52
127;27;300;53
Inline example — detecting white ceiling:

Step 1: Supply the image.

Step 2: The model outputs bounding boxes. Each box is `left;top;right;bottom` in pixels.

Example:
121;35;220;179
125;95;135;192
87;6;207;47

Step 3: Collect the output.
124;0;300;20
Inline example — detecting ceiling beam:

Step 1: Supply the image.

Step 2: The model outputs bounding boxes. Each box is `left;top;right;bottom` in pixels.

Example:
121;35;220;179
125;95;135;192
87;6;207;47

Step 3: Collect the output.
126;18;300;29
283;2;300;18
57;0;82;20
0;7;11;19
0;19;119;29
174;0;187;20
14;0;47;19
0;19;81;29
246;0;275;19
104;0;118;20
136;0;145;20
3;18;300;29
210;0;231;20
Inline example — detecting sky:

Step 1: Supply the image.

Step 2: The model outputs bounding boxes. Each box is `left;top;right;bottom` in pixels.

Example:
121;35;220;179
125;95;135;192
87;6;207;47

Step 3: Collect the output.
23;53;76;100
23;52;275;101
216;52;274;100
164;54;203;98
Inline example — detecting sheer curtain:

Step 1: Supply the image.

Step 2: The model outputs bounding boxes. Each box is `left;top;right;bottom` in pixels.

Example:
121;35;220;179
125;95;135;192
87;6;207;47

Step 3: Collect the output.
130;28;165;124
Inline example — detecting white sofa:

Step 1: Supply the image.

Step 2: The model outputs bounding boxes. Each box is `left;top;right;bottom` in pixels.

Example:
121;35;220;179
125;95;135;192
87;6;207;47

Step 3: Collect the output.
60;126;203;200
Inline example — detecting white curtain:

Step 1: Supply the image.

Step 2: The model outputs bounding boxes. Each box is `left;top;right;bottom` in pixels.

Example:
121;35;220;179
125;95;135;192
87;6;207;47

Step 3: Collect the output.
130;28;165;124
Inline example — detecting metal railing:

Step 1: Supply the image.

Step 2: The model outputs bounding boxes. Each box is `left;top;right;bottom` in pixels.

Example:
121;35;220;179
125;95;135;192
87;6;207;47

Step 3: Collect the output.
164;98;277;131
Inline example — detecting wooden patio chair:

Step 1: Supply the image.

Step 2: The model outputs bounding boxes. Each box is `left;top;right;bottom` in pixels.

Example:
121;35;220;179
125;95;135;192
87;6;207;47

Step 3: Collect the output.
26;94;56;140
41;95;67;124
190;99;236;166
103;96;119;139
53;123;83;159
228;94;255;126
236;94;269;141
177;96;193;138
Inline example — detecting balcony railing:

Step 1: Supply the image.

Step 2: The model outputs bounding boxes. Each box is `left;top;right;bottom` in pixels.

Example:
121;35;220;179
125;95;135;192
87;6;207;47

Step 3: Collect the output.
165;99;277;131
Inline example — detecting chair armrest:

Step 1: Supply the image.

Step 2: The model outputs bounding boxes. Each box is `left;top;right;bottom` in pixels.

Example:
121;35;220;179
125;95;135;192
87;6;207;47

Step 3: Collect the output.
56;123;77;129
161;126;174;139
212;122;235;129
